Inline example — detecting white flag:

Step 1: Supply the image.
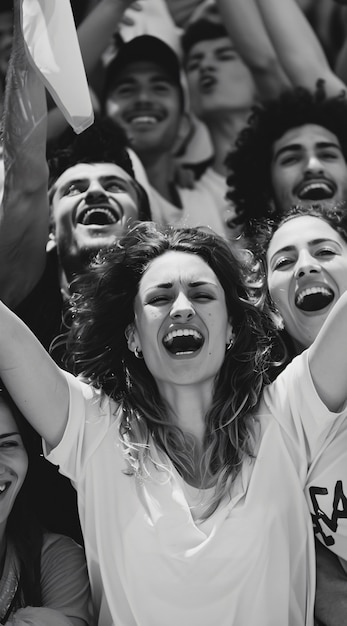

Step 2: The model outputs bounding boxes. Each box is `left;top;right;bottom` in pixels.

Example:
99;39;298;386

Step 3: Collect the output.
21;0;94;134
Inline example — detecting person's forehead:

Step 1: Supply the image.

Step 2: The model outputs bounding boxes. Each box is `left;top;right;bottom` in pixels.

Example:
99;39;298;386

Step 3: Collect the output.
274;123;341;151
55;162;133;187
188;36;235;57
112;60;178;85
140;251;220;289
267;216;343;257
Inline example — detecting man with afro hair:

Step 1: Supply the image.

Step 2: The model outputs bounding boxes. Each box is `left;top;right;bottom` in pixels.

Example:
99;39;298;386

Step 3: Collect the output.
226;82;347;238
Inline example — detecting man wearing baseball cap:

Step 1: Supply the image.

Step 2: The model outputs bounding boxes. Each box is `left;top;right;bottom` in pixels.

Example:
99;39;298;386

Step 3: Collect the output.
103;34;230;239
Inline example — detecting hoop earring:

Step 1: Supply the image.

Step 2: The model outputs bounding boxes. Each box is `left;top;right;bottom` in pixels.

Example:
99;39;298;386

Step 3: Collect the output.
226;338;234;352
134;347;143;359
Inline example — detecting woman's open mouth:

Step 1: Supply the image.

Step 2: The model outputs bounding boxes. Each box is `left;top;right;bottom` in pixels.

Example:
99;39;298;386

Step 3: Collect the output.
163;328;204;355
295;286;334;311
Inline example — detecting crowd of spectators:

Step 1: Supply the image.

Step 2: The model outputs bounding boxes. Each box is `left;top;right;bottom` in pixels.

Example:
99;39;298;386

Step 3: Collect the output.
2;0;347;624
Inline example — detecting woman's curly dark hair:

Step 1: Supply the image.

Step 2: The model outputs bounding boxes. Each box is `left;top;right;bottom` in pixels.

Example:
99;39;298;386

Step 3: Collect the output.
62;223;280;514
226;81;347;236
252;202;347;263
65;222;275;396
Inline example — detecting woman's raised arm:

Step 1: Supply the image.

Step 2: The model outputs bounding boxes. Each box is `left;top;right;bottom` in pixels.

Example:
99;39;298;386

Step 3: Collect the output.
309;290;347;412
0;301;69;449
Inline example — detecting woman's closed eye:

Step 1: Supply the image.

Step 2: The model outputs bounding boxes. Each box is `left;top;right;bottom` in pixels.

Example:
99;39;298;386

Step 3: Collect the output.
0;440;19;449
278;154;300;166
273;257;294;270
147;294;171;306
315;248;337;258
191;292;215;302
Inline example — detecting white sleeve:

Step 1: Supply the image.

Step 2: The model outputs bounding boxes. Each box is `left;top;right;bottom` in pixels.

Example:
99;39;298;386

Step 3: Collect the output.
44;371;117;484
262;350;347;466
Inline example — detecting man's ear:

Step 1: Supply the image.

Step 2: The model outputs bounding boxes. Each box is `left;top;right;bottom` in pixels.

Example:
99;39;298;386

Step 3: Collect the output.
125;323;141;353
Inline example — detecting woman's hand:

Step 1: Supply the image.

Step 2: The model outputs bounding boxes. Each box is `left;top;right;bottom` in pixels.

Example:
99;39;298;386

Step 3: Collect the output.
165;0;203;29
119;0;144;26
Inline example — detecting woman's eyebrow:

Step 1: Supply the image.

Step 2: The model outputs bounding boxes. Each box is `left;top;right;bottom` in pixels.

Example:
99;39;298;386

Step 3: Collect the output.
189;280;215;287
0;432;19;439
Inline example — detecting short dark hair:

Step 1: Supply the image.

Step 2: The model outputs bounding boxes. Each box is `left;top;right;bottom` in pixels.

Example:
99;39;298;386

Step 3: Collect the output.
226;82;347;235
47;116;151;221
182;19;229;58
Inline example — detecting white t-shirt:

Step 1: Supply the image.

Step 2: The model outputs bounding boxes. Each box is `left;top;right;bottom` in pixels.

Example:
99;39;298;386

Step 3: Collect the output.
149;170;234;240
46;352;345;626
305;415;347;559
193;168;247;243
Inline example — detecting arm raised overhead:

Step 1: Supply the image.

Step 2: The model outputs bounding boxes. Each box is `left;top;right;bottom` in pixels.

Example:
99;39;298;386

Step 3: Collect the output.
216;0;290;100
309;290;347;413
255;0;346;96
0;0;49;309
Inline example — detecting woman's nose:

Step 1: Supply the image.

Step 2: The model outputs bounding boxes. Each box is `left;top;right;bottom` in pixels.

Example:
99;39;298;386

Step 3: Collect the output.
294;250;322;279
170;292;195;320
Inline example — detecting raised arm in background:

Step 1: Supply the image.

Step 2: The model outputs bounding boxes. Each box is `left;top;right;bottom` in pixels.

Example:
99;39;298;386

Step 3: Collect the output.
0;0;49;309
255;0;346;96
309;289;347;413
165;0;204;30
215;0;290;100
332;3;347;84
1;0;143;309
0;0;69;447
74;0;143;79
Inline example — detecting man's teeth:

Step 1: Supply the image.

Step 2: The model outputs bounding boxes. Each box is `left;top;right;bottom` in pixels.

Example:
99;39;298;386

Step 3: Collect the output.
163;329;202;344
298;182;333;200
80;208;118;225
0;482;9;493
131;116;157;125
